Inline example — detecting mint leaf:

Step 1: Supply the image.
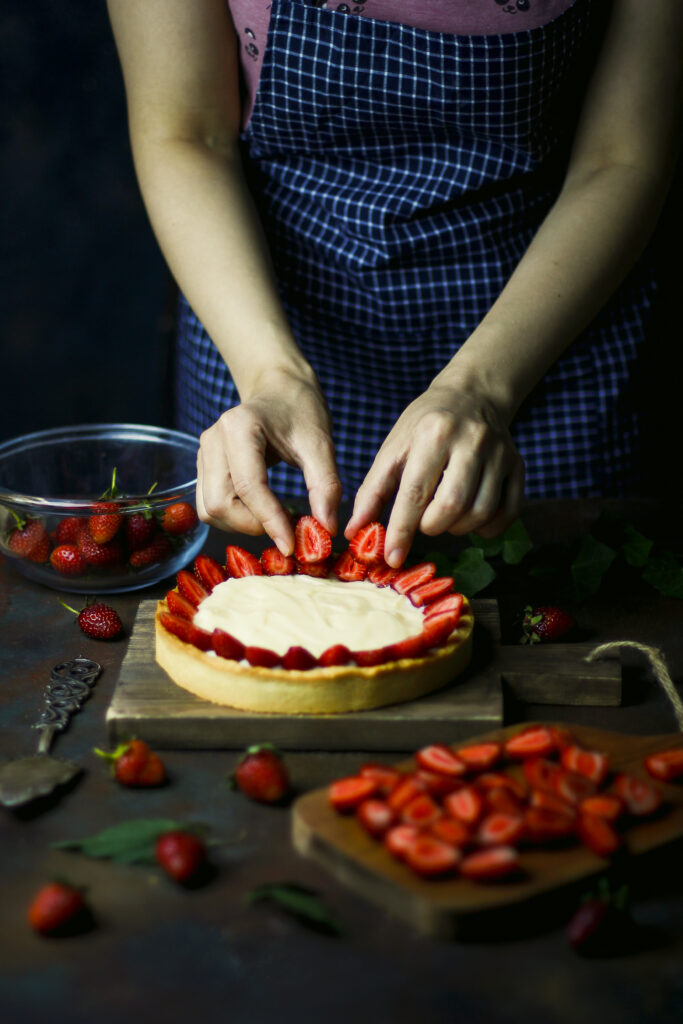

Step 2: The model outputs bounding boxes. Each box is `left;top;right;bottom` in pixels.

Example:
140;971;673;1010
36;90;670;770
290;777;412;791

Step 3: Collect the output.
621;524;654;568
453;546;497;597
501;519;533;565
570;535;616;603
642;552;683;599
53;819;204;864
248;882;343;935
468;533;504;558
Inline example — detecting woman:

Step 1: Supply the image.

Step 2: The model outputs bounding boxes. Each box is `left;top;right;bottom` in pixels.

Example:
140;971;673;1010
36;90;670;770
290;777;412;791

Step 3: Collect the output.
107;0;682;567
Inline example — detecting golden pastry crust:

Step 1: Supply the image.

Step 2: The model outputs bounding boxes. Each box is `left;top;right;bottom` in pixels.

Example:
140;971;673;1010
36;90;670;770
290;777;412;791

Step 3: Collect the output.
154;595;474;715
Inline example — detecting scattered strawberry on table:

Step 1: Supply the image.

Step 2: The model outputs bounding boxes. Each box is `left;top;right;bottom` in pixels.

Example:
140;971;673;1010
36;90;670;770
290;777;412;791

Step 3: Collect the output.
521;605;576;644
231;744;290;804
61;599;124;640
28;881;89;936
155;830;207;883
95;738;166;787
327;725;680;883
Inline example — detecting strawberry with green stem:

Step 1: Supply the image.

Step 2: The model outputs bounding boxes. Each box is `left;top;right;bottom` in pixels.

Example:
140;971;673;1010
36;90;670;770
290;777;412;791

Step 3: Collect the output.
94;738;166;787
61;599;123;640
7;510;51;563
231;744;290;803
521;605;576;644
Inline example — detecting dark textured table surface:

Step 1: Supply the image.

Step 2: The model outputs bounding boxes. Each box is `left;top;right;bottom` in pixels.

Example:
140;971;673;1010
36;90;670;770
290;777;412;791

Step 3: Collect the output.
1;500;682;1024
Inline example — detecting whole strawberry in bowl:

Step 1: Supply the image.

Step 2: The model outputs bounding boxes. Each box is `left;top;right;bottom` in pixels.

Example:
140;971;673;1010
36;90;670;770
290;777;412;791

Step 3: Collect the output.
0;424;208;593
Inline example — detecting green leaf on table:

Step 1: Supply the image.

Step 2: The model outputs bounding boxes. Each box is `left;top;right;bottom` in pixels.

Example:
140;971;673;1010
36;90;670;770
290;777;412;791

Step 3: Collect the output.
641;551;683;599
621;523;654;568
453;546;497;597
52;819;205;864
501;518;533;565
422;550;455;578
468;533;504;558
247;882;344;936
570;534;616;603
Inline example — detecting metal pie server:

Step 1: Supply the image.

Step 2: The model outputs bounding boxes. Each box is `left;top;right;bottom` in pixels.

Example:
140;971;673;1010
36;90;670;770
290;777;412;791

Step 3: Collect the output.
0;656;102;807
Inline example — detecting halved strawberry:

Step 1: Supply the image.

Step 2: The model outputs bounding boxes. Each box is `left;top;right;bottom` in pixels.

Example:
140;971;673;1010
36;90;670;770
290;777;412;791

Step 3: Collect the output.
294;516;332;564
244;646;280;668
529;788;576;819
348;522;386;567
416;744;466;777
430;817;471;848
356;799;396;839
424;593;464;621
318;643;352;667
296;559;330;578
522;757;563;794
476;772;528;800
422;610;460;648
505;725;556;760
415;768;462;798
560;745;610;785
554;770;597;806
211;629;245;660
282;645;317;670
644;747;683;783
459;845;520;881
391;562;436;596
455;742;502;772
522;807;576;844
476;812;525;847
384;824;422;860
165;588;197;621
353;647;391;667
261;547;296;576
226;545;263;577
404;835;461;877
359;763;403;796
387;775;426;812
194;553;227;590
613;773;662;817
159;611;213;651
367;563;399;587
579;794;624;822
482;786;525;817
176;569;209;608
386;634;427;660
409;576;454;608
332;550;367;581
400;793;442;829
577;814;622;858
444;785;484;826
329;775;377;812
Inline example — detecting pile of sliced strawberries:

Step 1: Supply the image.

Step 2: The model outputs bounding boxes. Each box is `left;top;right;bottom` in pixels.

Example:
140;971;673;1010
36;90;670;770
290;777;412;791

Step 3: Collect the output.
159;516;466;670
327;725;683;881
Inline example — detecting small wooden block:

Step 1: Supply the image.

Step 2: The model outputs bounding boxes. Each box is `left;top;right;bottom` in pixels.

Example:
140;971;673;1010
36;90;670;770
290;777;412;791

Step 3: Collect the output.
497;644;622;707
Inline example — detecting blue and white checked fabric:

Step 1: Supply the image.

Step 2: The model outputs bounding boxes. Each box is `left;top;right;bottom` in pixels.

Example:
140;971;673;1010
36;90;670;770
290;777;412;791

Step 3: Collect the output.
176;0;655;500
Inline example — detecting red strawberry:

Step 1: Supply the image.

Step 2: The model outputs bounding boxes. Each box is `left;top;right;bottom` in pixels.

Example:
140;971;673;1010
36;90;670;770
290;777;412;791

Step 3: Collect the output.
414;767;461;797
430;818;471;848
522;605;575;644
579;794;624;822
523;807;576;844
455;742;502;772
404;835;461;877
282;645;317;670
61;600;123;640
505;725;556;760
28;882;87;936
424;593;464;623
444;785;484;826
159;611;213;650
261;547;295;576
194;553;228;590
77;528;122;567
225;544;263;577
294;515;332;564
95;738;166;787
129;534;172;568
476;772;528;800
400;793;442;829
125;512;156;551
386;775;426;812
356;799;396;838
55;515;83;545
244;646;281;668
613;773;662;817
387;634;427;660
391;562;436;595
482;785;525;817
359;763;403;796
644;747;683;783
422;609;460;647
409;576;454;607
416;744;467;777
476;812;525;847
560;745;610;785
165;588;197;621
384;824;422;860
49;544;86;576
523;757;563;794
232;744;290;803
348;521;386;567
8;515;51;563
176;569;209;607
88;503;123;544
296;558;330;578
577;814;622;858
161;502;198;536
211;629;245;661
554;770;597;806
529;788;577;819
353;647;390;667
329;775;378;812
459;845;520;881
367;563;399;587
318;643;353;666
332;550;367;581
156;831;206;883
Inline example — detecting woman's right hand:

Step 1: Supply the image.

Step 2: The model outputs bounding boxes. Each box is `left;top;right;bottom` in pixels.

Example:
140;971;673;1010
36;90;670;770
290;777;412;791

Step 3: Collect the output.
195;367;343;554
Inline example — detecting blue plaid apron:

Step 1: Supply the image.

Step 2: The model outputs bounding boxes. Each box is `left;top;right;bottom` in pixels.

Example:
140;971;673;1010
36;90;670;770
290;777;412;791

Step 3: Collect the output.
176;0;654;500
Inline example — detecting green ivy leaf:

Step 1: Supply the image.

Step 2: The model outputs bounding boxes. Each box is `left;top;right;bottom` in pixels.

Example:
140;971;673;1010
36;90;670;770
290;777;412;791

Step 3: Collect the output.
467;533;504;558
453;546;497;597
52;819;206;864
570;534;616;603
621;524;654;568
247;882;343;935
422;551;455;578
501;519;533;565
641;552;683;599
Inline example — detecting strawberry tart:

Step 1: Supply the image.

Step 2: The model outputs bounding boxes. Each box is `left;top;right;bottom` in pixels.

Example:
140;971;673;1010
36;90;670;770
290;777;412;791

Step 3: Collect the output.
154;518;474;715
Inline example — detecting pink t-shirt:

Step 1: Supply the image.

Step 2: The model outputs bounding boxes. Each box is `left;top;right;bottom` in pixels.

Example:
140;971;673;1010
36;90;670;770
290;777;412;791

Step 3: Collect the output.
229;0;577;126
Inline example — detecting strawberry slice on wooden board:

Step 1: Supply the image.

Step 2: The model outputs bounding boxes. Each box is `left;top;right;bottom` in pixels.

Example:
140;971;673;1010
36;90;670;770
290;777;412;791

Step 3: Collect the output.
383;824;422;860
643;747;683;783
613;773;663;817
416;744;467;777
430;817;472;848
505;725;557;760
226;545;264;577
348;521;386;566
404;835;461;878
356;799;396;838
560;745;610;785
329;776;378;812
455;742;502;772
577;814;622;858
459;845;521;882
400;793;442;829
444;785;485;826
359;763;403;796
294;515;332;564
579;794;624;822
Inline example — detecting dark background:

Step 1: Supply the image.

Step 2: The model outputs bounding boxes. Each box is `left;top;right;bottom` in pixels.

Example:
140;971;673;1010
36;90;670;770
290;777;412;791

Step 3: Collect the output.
1;1;682;497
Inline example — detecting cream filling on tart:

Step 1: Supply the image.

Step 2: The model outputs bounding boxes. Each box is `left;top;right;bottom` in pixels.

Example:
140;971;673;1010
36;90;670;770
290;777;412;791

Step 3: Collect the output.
191;574;425;657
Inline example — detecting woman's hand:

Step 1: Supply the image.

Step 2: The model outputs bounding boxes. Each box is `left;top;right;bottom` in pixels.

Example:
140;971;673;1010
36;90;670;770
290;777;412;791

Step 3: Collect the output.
345;382;525;568
196;368;342;554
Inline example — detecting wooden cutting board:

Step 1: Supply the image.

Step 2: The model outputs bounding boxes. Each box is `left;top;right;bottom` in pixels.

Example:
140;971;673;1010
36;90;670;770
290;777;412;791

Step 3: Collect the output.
292;724;683;938
105;599;621;750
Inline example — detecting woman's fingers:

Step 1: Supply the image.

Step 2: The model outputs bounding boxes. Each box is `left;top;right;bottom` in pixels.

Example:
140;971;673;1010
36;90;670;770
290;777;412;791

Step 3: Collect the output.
470;453;526;538
298;431;344;538
196;442;264;535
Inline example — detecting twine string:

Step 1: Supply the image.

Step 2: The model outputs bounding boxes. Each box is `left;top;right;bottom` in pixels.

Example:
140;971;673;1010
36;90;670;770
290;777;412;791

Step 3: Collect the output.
585;641;683;732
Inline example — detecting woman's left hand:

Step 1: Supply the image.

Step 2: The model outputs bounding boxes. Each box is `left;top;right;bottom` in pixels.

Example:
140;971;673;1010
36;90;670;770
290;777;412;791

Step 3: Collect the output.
344;382;525;568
